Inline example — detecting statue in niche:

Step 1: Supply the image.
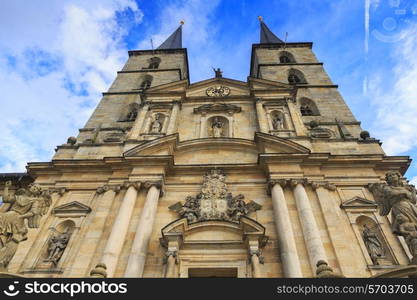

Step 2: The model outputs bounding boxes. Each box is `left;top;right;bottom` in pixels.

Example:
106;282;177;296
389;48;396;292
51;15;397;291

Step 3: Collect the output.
0;181;51;271
272;114;283;129
45;228;71;265
368;171;417;264
211;117;224;138
150;114;162;133
362;224;385;265
169;169;261;224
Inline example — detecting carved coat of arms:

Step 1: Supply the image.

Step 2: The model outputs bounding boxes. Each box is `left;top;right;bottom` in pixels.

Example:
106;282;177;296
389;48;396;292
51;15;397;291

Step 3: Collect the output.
169;169;261;224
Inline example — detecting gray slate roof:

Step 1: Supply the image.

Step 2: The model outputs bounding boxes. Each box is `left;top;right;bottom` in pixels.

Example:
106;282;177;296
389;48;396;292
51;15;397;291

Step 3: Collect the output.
157;25;183;49
260;21;284;44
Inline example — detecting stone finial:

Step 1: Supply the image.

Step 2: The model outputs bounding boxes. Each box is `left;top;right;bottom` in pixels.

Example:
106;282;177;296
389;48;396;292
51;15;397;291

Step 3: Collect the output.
66;136;77;145
90;263;107;278
315;260;344;278
360;130;370;140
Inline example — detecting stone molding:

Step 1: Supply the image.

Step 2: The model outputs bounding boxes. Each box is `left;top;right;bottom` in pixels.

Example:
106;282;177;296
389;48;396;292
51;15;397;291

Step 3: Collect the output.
269;178;336;192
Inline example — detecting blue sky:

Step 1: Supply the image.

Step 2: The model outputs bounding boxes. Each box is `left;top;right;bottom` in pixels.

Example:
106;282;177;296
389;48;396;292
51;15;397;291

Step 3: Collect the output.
1;0;417;182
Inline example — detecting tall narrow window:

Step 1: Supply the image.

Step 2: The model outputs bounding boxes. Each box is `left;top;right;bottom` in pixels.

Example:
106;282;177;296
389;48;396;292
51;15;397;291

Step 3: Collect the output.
288;69;306;84
140;75;153;89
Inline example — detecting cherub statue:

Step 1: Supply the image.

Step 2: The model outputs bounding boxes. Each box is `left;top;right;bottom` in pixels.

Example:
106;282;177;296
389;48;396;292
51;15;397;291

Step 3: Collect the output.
396;214;417;262
368;171;417;263
45;228;71;265
0;181;51;271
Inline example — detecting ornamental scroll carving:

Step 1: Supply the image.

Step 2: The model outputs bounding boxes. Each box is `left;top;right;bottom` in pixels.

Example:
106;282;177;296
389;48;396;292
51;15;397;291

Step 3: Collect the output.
368;171;417;264
169;169;261;224
0;181;52;271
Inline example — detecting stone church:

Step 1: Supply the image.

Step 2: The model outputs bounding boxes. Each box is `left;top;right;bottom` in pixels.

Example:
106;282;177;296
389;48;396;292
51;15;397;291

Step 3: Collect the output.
1;19;417;278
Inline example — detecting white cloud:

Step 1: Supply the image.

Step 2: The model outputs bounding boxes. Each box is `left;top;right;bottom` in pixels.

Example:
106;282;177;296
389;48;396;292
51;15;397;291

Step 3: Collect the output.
0;0;143;172
368;24;417;155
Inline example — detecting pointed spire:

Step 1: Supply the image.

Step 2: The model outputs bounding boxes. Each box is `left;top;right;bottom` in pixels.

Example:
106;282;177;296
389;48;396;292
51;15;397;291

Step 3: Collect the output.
157;21;184;49
258;16;284;44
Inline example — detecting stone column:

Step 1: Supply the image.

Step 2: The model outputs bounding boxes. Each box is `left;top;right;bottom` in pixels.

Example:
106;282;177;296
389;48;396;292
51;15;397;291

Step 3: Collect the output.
166;101;181;135
164;251;178;278
255;98;268;133
270;180;302;277
124;182;161;277
290;180;327;272
128;101;150;139
100;182;141;277
249;250;263;278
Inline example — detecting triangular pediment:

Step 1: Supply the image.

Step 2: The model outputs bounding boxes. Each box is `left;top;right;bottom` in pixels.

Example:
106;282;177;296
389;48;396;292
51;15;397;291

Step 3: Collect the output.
340;196;377;209
249;77;296;91
186;77;250;97
53;201;92;216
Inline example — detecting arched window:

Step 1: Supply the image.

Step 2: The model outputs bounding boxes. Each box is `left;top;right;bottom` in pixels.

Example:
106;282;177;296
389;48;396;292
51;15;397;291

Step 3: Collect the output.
279;51;295;63
140;75;153;89
148;57;161;69
288;68;307;84
299;98;319;116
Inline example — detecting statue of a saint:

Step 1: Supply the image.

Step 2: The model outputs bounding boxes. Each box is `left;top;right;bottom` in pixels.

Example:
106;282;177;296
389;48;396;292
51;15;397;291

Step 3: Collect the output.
272;115;283;129
45;228;71;265
0;181;51;271
150;115;162;133
362;224;385;265
212;118;223;138
368;171;417;263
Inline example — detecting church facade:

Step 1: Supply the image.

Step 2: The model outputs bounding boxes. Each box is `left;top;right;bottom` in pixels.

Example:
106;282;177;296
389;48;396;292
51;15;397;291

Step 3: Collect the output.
1;20;416;278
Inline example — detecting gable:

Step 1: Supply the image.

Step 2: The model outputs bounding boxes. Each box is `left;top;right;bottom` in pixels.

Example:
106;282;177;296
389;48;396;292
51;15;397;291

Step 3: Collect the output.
186;77;249;98
53;201;92;217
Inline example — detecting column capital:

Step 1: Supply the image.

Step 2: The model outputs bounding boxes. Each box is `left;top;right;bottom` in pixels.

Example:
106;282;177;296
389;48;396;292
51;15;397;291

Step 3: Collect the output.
172;100;182;107
122;181;142;191
144;181;163;190
96;184;122;194
269;179;288;188
310;181;336;191
249;249;264;264
288;178;308;188
163;250;178;264
139;101;151;108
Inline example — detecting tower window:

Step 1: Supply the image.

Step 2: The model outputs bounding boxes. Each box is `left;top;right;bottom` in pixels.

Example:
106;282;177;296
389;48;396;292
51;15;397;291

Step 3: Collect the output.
287;68;306;84
279;51;295;63
140;75;153;89
299;98;319;116
148;57;161;69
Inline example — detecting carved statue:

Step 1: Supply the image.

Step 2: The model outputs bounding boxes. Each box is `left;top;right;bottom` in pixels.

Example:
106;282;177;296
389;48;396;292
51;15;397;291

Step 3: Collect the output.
396;214;417;260
0;181;51;271
45;228;71;265
150;114;162;133
362;224;385;265
212;118;224;138
368;171;417;264
272;115;283;129
169;170;261;224
212;67;223;78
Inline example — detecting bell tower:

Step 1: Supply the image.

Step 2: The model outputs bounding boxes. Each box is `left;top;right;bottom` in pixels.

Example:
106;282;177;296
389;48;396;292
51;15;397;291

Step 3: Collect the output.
250;17;360;141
